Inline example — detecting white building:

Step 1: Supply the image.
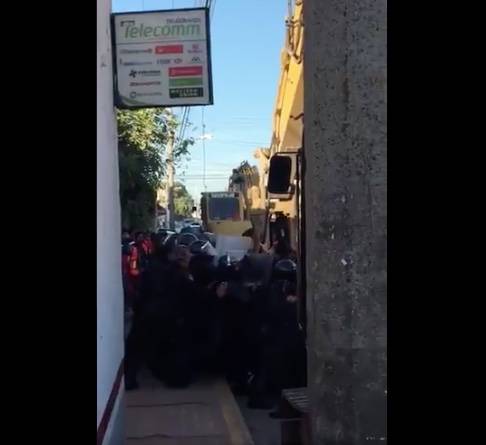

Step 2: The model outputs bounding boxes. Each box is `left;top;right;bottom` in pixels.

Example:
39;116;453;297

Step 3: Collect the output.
97;0;125;443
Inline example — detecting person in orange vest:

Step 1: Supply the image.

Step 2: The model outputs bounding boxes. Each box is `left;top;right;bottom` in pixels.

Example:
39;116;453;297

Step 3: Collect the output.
122;230;131;270
134;231;151;276
122;230;134;307
128;242;141;278
124;232;145;309
142;232;154;256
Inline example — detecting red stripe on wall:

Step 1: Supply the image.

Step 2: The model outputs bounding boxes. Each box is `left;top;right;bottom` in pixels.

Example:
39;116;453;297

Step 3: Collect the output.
97;359;124;445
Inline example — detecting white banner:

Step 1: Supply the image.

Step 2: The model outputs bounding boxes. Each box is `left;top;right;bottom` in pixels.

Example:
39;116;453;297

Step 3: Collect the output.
215;235;253;261
112;8;213;108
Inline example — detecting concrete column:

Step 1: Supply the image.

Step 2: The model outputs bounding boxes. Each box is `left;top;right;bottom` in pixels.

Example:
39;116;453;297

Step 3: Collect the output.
304;0;387;444
97;0;125;443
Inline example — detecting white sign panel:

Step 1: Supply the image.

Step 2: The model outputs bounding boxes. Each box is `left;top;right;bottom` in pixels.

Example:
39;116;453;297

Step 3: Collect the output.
112;8;213;108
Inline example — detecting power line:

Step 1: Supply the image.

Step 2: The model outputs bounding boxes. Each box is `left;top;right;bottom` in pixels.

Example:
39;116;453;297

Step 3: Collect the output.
175;106;192;153
208;138;268;145
175;107;187;148
176;175;230;179
202;107;207;191
178;175;228;178
179;108;189;144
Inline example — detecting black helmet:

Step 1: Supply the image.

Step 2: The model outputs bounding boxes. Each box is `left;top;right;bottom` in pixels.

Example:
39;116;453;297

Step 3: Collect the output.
189;254;217;286
218;254;233;269
178;233;199;247
196;231;209;242
152;232;167;250
122;242;131;256
217;254;240;281
189;239;215;256
273;258;297;281
150;232;171;258
239;253;274;286
181;225;202;236
202;232;216;247
163;233;179;253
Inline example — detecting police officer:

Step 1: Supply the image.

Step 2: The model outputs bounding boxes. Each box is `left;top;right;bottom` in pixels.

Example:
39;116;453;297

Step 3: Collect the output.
253;258;306;410
124;233;173;390
153;244;229;387
268;259;305;389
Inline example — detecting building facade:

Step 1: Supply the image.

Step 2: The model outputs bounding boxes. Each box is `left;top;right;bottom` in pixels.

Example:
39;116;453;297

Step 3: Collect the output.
97;0;125;443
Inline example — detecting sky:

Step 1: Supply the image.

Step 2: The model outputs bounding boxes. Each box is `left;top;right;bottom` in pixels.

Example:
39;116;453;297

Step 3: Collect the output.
112;0;287;201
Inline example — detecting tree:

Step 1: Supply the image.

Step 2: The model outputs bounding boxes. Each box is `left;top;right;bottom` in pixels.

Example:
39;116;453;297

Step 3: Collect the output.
117;108;194;230
173;182;194;218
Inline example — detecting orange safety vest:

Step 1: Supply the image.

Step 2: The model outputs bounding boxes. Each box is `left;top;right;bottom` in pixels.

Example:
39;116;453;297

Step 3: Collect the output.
141;239;153;256
128;245;140;277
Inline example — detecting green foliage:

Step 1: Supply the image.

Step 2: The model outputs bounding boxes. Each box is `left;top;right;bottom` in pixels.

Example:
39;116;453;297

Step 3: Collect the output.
173;182;194;218
117;108;194;230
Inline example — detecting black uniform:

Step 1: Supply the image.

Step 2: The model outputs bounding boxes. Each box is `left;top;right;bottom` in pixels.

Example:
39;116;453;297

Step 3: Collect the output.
148;255;226;388
248;258;306;408
124;254;173;389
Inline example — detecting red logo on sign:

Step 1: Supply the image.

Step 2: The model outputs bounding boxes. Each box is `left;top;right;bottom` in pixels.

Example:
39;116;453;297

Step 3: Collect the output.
169;66;203;77
155;45;183;54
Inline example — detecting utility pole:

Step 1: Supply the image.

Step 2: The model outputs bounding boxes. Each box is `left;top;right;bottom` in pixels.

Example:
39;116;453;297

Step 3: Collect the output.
305;1;387;443
166;129;175;230
202;107;207;192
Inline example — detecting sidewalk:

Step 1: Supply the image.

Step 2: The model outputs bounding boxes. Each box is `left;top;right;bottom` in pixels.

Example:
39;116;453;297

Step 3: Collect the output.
125;368;254;445
236;397;281;445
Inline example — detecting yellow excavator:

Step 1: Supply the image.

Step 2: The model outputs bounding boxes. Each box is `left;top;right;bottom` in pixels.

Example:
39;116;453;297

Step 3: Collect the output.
228;161;267;240
229;0;304;255
200;191;252;236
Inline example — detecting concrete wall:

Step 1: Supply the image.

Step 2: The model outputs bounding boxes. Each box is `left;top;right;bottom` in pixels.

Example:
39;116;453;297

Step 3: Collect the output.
304;0;387;444
97;0;125;443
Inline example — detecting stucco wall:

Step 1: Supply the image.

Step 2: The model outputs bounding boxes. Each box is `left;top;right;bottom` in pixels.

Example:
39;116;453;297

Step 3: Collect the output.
97;0;124;442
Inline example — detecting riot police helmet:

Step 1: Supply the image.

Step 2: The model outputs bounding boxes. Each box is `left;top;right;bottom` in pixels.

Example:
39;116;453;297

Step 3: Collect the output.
178;232;199;247
273;258;297;281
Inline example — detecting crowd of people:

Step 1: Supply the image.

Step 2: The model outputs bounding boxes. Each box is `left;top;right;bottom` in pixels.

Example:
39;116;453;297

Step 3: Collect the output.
121;227;306;411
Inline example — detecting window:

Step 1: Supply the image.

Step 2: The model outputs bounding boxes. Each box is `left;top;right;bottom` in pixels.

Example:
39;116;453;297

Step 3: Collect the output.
268;156;292;194
208;198;241;221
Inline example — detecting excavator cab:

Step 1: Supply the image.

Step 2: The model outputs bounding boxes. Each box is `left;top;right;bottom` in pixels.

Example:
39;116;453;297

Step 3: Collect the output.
200;192;253;236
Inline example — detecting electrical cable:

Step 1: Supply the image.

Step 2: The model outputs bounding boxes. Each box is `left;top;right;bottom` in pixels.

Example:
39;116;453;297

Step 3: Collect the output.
202;107;207;191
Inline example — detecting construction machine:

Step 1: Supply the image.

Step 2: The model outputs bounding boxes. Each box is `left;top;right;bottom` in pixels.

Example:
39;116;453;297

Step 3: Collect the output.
229;0;304;256
200;191;252;237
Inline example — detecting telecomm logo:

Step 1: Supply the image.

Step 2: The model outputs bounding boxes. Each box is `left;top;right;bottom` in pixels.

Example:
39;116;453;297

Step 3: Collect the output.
124;23;201;39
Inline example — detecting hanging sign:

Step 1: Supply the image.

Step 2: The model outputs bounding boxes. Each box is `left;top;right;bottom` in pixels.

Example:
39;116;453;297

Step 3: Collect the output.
112;8;213;108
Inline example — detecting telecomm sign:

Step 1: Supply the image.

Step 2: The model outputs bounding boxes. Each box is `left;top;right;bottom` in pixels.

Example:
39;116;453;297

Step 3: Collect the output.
112;8;213;108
